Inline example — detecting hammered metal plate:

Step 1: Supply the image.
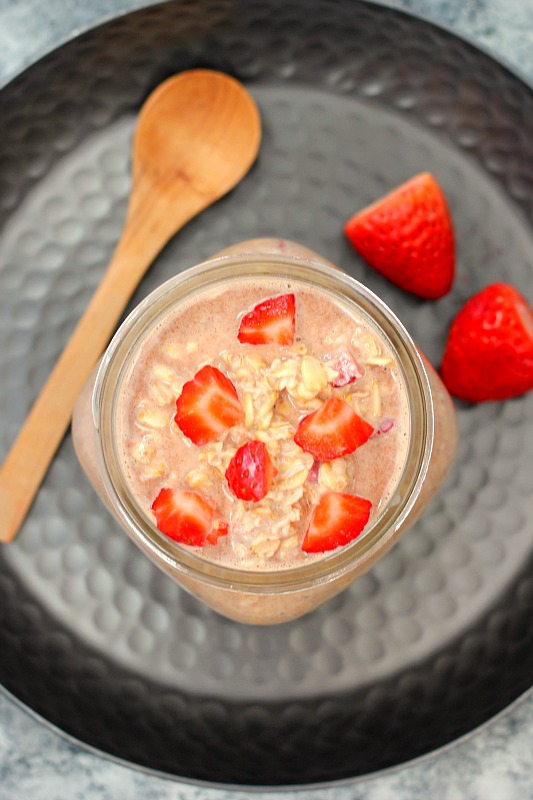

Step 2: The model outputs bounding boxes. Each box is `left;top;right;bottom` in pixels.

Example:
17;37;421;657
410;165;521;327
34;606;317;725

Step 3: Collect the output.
0;0;532;787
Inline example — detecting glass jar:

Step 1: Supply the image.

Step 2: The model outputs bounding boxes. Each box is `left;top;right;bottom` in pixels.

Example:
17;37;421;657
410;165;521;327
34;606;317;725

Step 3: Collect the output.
72;239;457;624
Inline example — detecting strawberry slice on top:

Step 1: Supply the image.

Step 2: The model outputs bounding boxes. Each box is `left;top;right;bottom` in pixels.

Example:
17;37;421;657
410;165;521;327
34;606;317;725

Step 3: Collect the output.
302;491;372;553
237;293;296;345
344;172;455;300
225;440;278;502
175;364;244;446
440;281;533;402
294;397;373;461
151;488;228;547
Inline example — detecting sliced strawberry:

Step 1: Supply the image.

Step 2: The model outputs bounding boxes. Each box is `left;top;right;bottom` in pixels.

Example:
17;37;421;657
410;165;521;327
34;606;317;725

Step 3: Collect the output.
151;488;228;547
440;282;533;401
302;491;372;553
237;293;296;345
294;397;373;461
344;172;455;299
326;347;363;387
175;365;243;445
225;440;278;502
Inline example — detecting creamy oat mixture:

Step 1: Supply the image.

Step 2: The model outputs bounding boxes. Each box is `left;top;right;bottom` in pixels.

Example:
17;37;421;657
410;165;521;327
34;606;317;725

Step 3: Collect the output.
117;279;409;569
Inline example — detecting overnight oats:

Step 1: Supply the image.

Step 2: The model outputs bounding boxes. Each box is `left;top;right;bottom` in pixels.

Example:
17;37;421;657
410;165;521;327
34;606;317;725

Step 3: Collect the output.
73;240;457;624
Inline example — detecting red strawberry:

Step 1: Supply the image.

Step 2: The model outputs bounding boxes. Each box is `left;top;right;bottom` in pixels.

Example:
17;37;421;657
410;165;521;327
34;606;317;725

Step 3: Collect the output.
294;397;373;461
302;491;372;553
225;440;278;501
344;172;455;299
151;488;228;546
441;282;533;402
237;293;295;345
175;365;243;445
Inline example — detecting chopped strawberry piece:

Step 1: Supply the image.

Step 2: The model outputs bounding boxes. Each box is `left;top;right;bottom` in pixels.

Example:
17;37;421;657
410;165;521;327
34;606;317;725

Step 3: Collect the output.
294;397;373;461
373;417;395;436
326;347;363;387
306;460;321;483
441;282;533;401
237;293;296;345
225;440;278;501
302;491;372;553
344;172;455;299
175;365;244;445
151;488;228;547
206;518;230;545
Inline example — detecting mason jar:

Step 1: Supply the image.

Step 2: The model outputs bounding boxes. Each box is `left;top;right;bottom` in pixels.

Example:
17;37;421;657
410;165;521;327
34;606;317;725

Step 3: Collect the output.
72;239;457;624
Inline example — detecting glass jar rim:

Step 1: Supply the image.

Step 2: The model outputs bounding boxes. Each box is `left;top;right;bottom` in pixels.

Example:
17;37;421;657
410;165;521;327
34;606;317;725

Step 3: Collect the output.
93;251;434;593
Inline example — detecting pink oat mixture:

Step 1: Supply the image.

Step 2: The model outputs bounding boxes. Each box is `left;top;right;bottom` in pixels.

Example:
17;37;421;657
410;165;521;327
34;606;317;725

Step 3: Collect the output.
117;280;409;569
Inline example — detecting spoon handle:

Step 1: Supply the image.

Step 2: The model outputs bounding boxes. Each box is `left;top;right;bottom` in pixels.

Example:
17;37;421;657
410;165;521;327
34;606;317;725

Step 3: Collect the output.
0;69;261;543
0;208;171;543
0;162;253;543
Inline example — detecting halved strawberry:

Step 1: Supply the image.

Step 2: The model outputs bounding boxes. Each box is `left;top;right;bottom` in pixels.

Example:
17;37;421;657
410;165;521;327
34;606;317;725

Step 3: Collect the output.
344;172;455;299
225;440;278;501
302;491;372;553
294;397;373;461
151;488;228;547
326;347;363;387
440;282;533;401
237;293;296;345
175;365;244;445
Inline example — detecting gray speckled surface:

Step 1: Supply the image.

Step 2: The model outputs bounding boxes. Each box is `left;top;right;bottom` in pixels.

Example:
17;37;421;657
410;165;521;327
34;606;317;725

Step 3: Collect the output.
0;689;532;798
0;0;532;798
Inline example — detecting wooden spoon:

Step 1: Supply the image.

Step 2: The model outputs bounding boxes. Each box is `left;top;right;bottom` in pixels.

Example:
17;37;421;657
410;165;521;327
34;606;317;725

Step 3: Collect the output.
0;69;261;543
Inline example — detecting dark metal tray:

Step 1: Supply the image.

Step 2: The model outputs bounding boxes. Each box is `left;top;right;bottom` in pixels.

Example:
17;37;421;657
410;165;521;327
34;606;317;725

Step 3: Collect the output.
0;0;532;787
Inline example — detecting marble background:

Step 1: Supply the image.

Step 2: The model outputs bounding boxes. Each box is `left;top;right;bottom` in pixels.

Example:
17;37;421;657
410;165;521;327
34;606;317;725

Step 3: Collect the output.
0;1;532;798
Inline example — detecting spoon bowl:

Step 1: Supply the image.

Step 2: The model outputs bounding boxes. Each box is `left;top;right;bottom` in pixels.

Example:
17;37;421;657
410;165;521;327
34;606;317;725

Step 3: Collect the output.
0;69;261;542
123;70;262;282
